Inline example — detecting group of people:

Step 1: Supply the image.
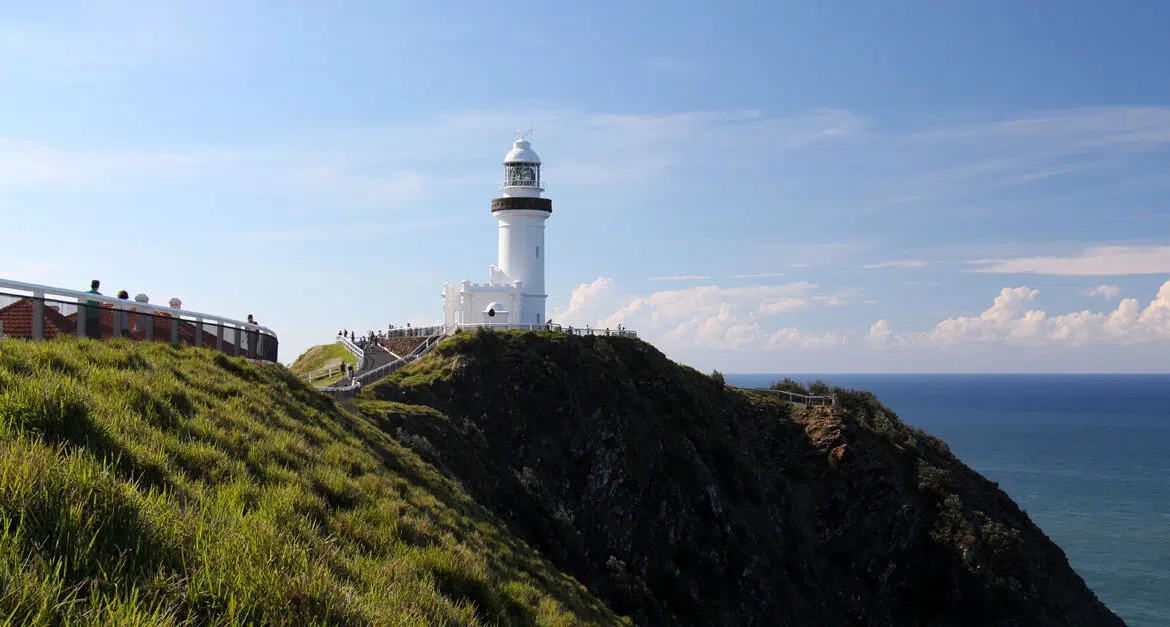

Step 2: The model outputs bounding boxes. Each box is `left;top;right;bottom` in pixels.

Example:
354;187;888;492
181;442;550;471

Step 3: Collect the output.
83;279;158;338
339;323;412;350
84;279;261;339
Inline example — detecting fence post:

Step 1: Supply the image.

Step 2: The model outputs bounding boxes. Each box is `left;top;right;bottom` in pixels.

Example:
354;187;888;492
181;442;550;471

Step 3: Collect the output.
31;291;45;340
234;327;241;356
195;318;203;348
171;317;180;344
76;302;86;338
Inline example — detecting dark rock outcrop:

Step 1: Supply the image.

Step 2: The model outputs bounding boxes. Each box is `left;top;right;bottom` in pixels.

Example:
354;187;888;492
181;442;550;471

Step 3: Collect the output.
360;330;1124;626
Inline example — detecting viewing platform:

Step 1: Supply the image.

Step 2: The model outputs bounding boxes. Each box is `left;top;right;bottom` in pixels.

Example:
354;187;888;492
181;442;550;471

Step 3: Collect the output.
0;278;279;362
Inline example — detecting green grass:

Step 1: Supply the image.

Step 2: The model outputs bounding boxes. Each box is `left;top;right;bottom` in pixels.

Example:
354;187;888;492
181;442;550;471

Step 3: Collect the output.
0;337;624;626
289;343;356;377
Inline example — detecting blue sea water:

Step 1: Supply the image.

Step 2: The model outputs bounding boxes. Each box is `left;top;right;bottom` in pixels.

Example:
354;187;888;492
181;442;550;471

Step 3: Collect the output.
725;373;1170;627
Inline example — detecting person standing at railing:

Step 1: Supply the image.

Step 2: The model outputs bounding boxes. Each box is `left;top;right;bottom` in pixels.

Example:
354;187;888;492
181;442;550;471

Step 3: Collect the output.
84;280;103;339
246;314;259;357
132;294;151;334
116;290;131;334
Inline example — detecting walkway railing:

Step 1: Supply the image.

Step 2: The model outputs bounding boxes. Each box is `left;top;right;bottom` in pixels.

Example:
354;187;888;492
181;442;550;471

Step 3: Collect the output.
337;334;366;371
384;325;448;338
751;388;837;407
383;322;638;339
298;364;345;383
0;278;279;362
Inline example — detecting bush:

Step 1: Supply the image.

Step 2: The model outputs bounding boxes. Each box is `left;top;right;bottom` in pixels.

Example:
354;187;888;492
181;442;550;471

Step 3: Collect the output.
770;377;807;395
710;369;726;386
917;463;952;497
807;379;831;396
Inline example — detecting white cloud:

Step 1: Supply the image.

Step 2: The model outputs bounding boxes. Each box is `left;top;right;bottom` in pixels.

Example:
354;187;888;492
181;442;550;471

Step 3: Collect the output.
757;298;808;316
666;303;761;349
912;107;1170;147
733;272;785;279
913;280;1170;347
968;245;1170;276
788;263;810;268
555;280;821;350
861;260;928;270
553;277;619;325
648;275;711;281
812;288;860;307
552;276;1170;373
0;107;865;209
1083;284;1121;299
856;107;1170;215
866;319;896;348
769;328;847;349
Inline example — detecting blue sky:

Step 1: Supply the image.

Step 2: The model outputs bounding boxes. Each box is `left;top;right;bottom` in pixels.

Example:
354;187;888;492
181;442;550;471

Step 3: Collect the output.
3;1;1170;372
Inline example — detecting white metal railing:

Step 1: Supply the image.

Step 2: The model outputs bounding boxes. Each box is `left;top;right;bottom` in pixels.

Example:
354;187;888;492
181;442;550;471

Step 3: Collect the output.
752;388;837;406
0;277;279;361
337;334;366;371
449;322;638;338
299;364;345;383
384;325;448;338
382;322;638;339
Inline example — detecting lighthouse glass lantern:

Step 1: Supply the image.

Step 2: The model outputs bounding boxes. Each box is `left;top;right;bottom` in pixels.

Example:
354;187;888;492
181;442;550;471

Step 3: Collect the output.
500;136;544;197
506;162;540;187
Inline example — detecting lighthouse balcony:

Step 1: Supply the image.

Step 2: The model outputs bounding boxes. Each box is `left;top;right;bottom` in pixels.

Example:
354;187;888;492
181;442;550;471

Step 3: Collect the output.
491;197;552;213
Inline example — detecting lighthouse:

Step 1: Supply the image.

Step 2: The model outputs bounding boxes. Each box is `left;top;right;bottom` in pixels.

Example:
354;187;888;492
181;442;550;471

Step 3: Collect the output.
441;134;553;328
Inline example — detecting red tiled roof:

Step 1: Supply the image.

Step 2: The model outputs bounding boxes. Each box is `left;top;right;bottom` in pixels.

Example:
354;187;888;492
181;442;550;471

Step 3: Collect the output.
0;298;77;339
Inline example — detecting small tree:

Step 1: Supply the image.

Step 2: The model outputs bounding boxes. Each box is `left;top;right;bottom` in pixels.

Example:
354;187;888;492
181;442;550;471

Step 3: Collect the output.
770;377;807;395
710;369;726;386
808;379;832;396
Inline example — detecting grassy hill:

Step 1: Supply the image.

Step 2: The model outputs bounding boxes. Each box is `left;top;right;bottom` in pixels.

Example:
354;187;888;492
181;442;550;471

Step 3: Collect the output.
0;337;624;626
359;329;1123;626
289;343;356;384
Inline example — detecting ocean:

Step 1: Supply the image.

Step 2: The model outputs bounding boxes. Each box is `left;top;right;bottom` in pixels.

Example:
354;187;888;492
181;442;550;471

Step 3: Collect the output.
725;373;1170;627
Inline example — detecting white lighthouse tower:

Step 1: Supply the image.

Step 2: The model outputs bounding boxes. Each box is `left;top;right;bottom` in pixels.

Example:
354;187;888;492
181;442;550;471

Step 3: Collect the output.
441;134;553;328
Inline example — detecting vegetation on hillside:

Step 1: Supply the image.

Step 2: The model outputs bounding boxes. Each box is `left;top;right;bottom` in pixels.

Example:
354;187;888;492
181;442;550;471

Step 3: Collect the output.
359;329;1122;627
0;337;623;626
289;342;355;377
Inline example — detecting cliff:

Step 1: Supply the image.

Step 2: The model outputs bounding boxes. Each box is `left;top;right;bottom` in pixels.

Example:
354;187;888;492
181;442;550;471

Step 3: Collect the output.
0;337;623;625
361;329;1124;626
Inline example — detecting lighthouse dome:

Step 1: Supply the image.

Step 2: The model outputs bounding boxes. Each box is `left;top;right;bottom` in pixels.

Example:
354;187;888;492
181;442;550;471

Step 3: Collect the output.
504;139;541;164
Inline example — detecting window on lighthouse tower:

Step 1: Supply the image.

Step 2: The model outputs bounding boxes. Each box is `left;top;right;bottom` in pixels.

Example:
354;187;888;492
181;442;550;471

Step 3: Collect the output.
506;164;538;187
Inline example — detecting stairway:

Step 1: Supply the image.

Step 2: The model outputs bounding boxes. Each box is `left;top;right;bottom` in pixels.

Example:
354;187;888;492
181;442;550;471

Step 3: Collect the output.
360;344;397;372
319;333;446;397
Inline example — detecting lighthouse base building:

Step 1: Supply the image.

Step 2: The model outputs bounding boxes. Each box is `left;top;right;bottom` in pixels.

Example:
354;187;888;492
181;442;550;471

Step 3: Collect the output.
441;137;552;328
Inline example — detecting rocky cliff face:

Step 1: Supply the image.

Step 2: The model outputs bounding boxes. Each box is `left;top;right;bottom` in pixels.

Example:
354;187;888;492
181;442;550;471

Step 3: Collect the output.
359;330;1124;626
